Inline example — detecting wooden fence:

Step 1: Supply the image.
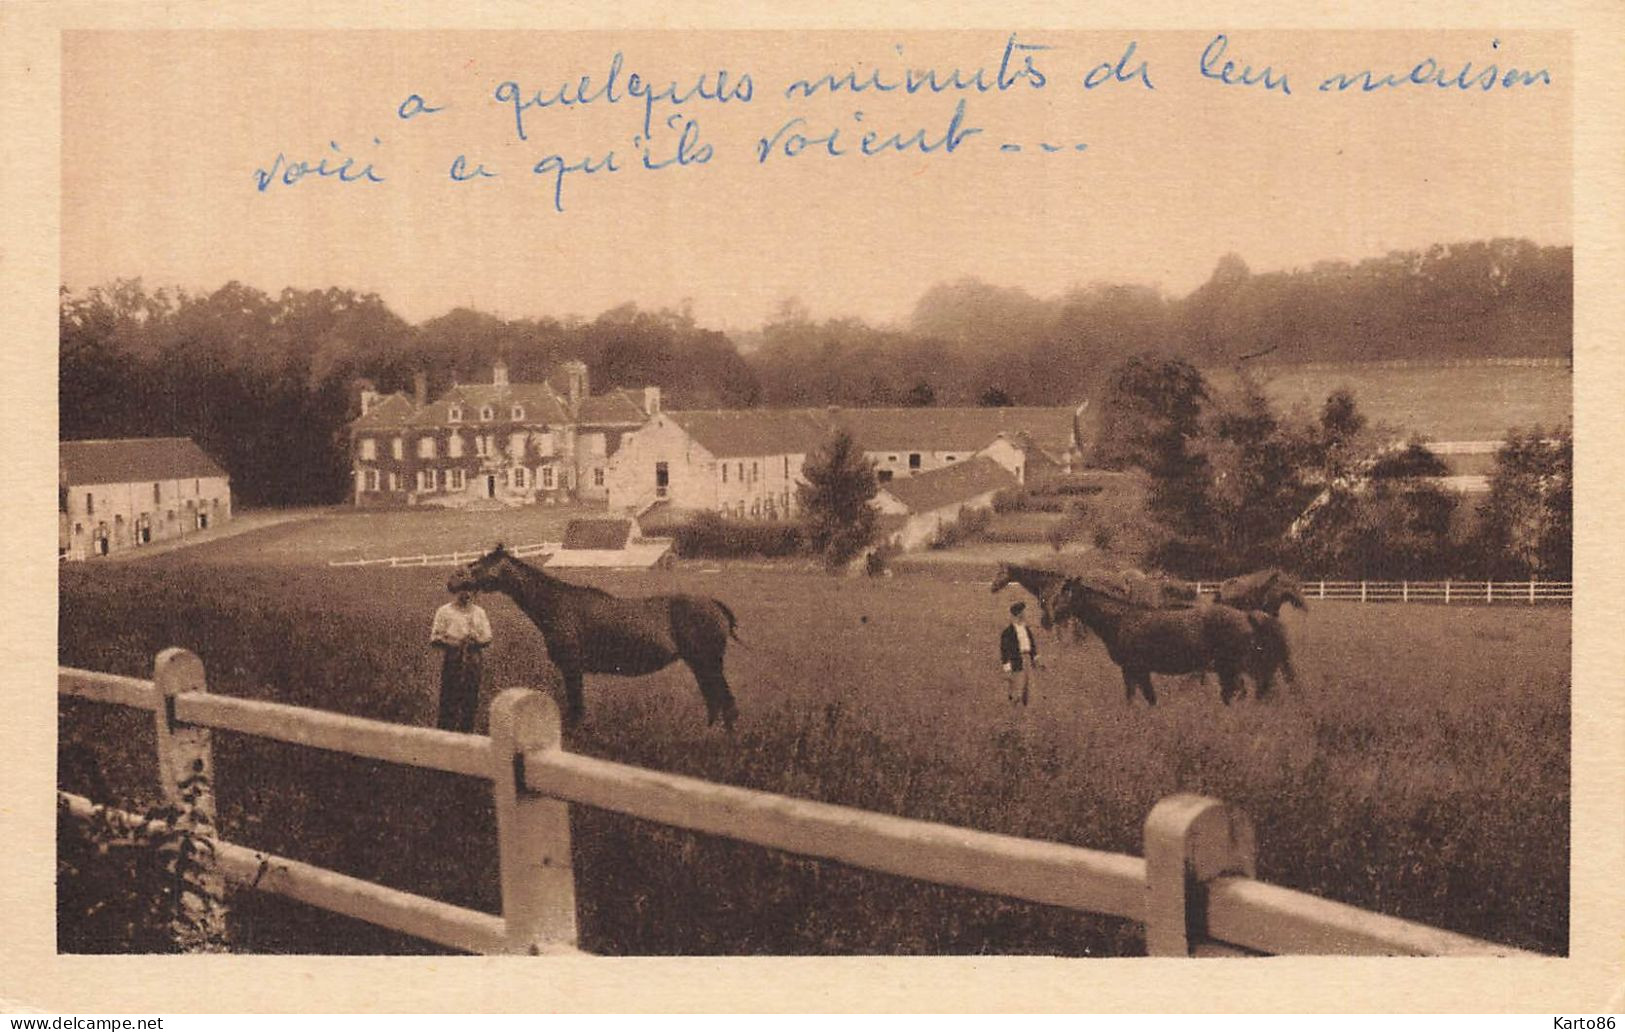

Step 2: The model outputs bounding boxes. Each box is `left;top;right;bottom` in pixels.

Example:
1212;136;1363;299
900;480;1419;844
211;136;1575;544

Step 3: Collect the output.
327;541;557;569
58;649;1539;958
1191;579;1572;605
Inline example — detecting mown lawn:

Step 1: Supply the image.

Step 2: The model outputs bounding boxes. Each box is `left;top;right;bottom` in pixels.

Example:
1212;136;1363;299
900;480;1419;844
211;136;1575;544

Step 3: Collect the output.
183;504;606;564
57;552;1569;956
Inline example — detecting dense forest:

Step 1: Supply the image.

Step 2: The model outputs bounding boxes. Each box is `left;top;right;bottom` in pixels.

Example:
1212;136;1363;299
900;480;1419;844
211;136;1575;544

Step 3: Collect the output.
60;238;1570;506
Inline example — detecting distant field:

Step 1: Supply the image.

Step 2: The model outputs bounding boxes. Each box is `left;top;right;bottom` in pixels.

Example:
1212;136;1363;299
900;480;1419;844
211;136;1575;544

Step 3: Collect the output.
59;554;1569;955
1206;361;1571;442
184;505;604;563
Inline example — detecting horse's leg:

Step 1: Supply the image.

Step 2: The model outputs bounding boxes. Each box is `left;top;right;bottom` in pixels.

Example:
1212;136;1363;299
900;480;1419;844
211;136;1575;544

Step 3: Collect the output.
1217;667;1241;706
1121;668;1137;705
559;666;586;726
685;660;737;730
1138;672;1158;707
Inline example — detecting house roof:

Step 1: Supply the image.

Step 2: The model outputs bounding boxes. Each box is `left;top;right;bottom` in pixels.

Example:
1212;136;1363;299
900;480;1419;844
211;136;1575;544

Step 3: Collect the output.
577;388;649;426
561;518;634;550
664;409;836;458
831;407;1081;459
409;382;572;428
350;392;416;430
876;455;1018;514
61;437;229;487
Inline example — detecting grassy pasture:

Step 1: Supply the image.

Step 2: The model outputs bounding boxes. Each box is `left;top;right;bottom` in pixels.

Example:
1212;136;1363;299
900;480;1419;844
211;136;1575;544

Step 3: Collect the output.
1206;362;1571;442
58;551;1569;955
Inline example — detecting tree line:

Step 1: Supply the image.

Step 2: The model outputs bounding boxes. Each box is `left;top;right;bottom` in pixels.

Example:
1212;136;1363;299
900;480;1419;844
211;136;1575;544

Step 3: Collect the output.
60;237;1569;506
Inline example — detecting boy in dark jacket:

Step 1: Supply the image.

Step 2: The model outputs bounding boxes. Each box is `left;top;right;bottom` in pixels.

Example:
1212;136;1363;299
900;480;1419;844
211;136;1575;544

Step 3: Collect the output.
1000;601;1040;706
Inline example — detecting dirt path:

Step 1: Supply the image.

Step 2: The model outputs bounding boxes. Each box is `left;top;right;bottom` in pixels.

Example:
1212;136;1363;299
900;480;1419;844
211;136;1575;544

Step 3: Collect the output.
97;508;334;562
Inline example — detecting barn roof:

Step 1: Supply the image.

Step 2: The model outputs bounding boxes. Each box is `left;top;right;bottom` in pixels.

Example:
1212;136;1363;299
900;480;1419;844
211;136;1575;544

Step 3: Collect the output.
561;518;634;550
876;455;1018;514
663;409;836;458
60;437;229;487
832;406;1081;459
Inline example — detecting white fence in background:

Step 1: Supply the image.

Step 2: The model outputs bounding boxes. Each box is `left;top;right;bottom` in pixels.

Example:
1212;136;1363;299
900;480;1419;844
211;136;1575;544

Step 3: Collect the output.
59;649;1539;958
327;541;558;569
1191;580;1572;605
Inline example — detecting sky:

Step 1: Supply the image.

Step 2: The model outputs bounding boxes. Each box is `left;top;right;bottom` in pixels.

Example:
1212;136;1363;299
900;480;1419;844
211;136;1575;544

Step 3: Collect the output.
61;29;1571;331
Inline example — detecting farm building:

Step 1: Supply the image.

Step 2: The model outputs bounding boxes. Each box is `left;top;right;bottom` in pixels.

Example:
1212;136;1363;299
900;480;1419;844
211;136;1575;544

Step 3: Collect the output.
605;404;1088;517
349;360;658;509
59;437;232;560
543;517;675;569
872;455;1020;551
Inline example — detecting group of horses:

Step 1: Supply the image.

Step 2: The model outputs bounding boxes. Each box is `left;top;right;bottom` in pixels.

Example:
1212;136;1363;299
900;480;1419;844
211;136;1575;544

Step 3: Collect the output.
451;544;1309;732
990;562;1306;706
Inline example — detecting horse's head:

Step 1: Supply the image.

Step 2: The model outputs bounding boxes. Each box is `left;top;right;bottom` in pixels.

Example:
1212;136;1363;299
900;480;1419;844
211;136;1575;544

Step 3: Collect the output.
990;563;1013;594
460;542;519;593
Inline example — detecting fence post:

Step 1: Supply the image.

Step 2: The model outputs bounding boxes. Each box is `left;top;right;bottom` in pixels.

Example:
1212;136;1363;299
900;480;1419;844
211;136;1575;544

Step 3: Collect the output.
1144;794;1257;957
153;648;215;818
1402;581;1408;603
1529;578;1536;604
489;688;579;955
1487;580;1493;603
1444;580;1451;605
1360;581;1367;603
152;647;227;949
1319;579;1326;600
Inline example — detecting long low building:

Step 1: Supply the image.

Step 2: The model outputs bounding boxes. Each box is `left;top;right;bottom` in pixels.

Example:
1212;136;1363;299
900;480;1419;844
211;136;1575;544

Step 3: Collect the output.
60;437;232;559
605;403;1088;521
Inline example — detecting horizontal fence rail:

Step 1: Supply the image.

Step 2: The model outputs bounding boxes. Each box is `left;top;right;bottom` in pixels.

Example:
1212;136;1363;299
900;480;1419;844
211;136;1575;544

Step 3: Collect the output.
59;652;1539;958
327;541;557;569
1191;579;1572;605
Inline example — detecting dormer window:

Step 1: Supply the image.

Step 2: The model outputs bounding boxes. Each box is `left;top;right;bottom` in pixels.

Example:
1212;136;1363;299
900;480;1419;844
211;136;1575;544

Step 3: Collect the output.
481;405;495;422
448;406;463;423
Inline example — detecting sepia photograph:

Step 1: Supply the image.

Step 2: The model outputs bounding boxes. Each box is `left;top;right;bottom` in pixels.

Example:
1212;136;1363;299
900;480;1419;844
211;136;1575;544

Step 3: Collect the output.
9;3;1622;1014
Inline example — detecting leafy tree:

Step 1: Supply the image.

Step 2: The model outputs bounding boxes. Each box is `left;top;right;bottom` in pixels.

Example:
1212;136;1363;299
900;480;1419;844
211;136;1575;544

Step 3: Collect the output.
796;430;880;569
1472;427;1572;578
904;380;936;407
978;385;1013;407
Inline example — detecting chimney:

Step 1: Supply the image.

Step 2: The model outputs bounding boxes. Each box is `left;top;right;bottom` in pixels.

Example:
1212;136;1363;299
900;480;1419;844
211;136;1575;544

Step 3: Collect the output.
643;386;661;416
359;388;381;416
413;372;428;410
562;359;588;415
492;358;509;387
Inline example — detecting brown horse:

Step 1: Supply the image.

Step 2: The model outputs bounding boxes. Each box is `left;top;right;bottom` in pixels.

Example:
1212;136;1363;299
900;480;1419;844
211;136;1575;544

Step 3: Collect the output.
1053;576;1292;706
458;544;741;729
1214;568;1309;617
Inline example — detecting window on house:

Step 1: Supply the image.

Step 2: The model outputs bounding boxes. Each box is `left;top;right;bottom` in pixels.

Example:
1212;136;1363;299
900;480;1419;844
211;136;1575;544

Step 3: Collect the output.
908;453;921;469
945;455;956;462
449;406;463;423
481;405;495;421
448;434;464;458
509;432;526;457
449;469;465;491
541;465;556;489
195;479;201;493
888;455;898;462
737;462;744;482
365;470;380;491
513;467;528;489
418;437;437;459
392;438;404;460
86;493;94;515
475;436;489;457
593;467;604;487
784;456;790;477
878;470;893;483
752;461;759;483
417;470;434;492
387;473;399;492
153;483;161;503
721;464;728;483
512;405;525;420
360;438;377;460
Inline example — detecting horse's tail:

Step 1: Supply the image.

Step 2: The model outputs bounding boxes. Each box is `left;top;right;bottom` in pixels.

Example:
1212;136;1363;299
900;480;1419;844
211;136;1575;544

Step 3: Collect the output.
714;598;746;645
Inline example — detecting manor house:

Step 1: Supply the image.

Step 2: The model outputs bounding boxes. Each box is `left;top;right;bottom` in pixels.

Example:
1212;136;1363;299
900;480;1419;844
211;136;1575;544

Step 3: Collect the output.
348;360;658;508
